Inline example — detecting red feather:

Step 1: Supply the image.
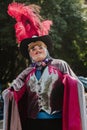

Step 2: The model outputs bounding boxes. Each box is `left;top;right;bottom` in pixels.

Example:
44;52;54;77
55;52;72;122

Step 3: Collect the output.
7;2;53;44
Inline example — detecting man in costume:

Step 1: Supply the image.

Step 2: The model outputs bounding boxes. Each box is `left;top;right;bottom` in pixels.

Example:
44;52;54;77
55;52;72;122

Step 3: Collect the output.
2;2;87;130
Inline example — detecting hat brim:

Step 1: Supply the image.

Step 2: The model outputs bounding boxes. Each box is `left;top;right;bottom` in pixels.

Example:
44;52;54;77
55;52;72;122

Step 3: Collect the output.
20;35;53;59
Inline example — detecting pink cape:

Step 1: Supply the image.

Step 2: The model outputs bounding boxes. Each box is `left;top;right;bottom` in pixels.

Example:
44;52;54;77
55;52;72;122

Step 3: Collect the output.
13;73;82;130
63;74;82;130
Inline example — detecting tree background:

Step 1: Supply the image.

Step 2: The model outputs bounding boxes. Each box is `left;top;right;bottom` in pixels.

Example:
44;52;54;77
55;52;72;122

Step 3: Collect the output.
0;0;87;89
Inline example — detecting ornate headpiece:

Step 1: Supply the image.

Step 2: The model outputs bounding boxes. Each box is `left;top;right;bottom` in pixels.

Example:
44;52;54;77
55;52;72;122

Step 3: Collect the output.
7;2;53;58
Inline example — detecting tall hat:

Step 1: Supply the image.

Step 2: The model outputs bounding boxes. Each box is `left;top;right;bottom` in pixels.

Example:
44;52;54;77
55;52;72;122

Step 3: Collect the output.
7;2;53;59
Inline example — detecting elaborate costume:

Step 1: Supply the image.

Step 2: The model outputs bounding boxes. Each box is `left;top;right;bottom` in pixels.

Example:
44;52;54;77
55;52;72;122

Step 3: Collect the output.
2;2;87;130
3;59;87;130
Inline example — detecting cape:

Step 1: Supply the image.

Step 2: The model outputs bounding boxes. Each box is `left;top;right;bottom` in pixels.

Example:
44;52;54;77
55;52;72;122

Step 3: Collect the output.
2;59;87;130
2;71;87;130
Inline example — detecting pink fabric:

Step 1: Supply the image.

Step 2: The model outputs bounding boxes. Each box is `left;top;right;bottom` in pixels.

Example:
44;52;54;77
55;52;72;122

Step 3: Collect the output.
13;69;36;103
62;74;82;130
12;67;82;130
13;84;26;103
7;2;53;43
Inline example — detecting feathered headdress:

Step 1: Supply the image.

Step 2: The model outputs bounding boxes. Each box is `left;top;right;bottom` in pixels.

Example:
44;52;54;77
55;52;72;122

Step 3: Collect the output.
7;2;53;44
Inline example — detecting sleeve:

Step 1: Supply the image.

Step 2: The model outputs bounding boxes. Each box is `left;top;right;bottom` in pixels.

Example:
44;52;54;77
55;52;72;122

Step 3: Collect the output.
52;59;84;86
59;60;77;77
10;67;32;91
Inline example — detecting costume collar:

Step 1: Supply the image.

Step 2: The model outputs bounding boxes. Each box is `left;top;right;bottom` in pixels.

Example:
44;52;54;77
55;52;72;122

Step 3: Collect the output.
31;57;53;69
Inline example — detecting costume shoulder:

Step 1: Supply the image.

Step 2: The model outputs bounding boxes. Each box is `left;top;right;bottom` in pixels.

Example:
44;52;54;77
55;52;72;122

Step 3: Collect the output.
10;66;33;91
51;58;84;88
51;58;67;66
51;58;77;78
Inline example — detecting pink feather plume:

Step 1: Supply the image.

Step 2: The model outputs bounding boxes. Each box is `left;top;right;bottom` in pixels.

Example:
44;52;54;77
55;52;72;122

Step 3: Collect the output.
7;2;53;44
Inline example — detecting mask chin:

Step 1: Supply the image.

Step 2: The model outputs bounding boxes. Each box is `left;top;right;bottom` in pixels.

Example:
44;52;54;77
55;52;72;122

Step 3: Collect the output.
33;55;47;62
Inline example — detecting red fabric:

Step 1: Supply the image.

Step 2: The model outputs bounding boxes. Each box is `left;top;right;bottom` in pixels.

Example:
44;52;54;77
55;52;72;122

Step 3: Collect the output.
62;74;82;130
13;71;82;130
13;84;26;103
7;2;53;43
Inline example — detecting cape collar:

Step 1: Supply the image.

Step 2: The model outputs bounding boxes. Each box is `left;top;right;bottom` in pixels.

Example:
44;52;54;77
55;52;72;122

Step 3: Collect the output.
31;58;53;70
